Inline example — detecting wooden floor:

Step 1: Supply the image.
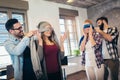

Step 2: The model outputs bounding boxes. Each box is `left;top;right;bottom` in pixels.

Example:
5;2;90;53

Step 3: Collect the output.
67;70;88;80
67;70;120;80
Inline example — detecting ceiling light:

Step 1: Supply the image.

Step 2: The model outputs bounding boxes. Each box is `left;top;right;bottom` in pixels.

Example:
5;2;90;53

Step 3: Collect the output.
67;0;74;3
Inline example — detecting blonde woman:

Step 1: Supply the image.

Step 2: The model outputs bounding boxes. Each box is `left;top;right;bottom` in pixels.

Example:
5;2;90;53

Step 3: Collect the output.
79;19;104;80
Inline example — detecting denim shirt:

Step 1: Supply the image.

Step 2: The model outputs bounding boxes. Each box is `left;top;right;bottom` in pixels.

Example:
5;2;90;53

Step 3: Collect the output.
4;34;30;80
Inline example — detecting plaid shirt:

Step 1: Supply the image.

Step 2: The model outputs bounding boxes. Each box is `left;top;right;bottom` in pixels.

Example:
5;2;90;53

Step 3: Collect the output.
105;27;119;59
80;31;104;68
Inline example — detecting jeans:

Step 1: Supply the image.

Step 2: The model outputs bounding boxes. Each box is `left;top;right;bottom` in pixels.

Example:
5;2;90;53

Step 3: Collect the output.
104;59;119;80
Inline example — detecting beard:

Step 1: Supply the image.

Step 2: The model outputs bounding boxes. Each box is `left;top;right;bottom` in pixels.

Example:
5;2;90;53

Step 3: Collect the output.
19;34;24;38
19;32;24;38
15;31;24;39
99;22;104;30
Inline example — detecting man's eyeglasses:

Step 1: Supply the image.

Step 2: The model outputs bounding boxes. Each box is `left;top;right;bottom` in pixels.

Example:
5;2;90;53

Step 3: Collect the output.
12;26;22;30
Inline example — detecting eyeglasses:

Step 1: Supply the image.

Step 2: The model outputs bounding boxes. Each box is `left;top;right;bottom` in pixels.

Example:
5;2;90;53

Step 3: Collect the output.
12;26;22;30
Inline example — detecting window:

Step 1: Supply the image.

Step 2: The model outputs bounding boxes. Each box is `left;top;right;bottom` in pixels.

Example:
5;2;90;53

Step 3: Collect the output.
59;8;79;56
59;16;78;56
0;10;27;46
0;12;8;45
12;12;26;31
0;8;28;69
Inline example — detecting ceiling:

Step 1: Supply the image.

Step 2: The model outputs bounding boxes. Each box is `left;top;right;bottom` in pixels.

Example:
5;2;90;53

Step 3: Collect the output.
45;0;112;8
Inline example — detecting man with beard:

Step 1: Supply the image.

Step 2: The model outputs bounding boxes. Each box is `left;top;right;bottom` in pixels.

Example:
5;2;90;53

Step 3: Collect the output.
4;18;38;80
95;17;119;80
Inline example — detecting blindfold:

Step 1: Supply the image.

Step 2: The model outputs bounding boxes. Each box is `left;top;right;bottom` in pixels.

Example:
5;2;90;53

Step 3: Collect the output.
38;21;53;33
39;27;53;33
83;24;90;29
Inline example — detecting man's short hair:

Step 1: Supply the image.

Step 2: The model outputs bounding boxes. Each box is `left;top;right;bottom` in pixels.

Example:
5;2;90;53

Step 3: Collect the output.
5;18;18;31
96;16;108;24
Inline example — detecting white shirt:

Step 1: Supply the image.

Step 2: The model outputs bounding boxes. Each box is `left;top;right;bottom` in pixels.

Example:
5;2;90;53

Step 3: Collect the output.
102;29;111;59
85;40;96;67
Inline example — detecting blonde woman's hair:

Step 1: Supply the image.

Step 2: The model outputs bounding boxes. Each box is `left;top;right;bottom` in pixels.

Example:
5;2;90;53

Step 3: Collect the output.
84;19;93;25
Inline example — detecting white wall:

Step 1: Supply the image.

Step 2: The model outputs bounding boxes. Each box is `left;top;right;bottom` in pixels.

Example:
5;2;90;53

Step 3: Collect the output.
27;0;87;74
27;0;88;41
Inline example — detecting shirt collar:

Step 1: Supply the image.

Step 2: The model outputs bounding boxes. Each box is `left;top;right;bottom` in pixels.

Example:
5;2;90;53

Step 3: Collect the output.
8;34;20;42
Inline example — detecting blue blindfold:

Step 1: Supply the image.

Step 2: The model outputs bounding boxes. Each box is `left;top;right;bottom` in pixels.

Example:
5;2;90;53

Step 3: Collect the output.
83;24;90;29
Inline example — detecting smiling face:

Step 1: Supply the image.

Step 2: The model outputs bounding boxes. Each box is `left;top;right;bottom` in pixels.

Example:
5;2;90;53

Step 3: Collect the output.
10;22;24;38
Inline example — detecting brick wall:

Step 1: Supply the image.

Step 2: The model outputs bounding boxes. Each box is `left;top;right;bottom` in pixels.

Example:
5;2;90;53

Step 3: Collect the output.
87;0;120;56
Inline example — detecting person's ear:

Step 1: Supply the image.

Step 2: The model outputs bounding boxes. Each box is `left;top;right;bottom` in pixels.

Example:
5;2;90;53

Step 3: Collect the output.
9;29;14;34
103;20;106;24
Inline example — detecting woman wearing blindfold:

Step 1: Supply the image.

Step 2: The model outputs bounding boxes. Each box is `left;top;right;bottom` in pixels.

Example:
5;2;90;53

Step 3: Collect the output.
35;21;66;80
79;19;104;80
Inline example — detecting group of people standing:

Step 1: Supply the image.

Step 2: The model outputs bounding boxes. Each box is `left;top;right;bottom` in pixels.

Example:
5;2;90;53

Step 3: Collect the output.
4;16;119;80
79;17;119;80
4;19;66;80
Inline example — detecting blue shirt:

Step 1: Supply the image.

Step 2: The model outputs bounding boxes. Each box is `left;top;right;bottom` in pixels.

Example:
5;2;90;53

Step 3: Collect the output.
4;34;30;80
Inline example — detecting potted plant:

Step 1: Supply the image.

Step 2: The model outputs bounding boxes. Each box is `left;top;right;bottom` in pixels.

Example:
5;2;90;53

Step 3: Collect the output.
73;49;80;56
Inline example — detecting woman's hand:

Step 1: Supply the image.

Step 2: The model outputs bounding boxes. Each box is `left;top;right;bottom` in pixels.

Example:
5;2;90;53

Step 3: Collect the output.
83;29;87;37
89;25;93;37
60;32;67;44
60;32;67;52
89;26;96;46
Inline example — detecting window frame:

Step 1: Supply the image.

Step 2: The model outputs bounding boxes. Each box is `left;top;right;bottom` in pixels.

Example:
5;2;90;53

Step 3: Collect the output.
59;16;78;56
0;8;28;45
0;7;28;69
